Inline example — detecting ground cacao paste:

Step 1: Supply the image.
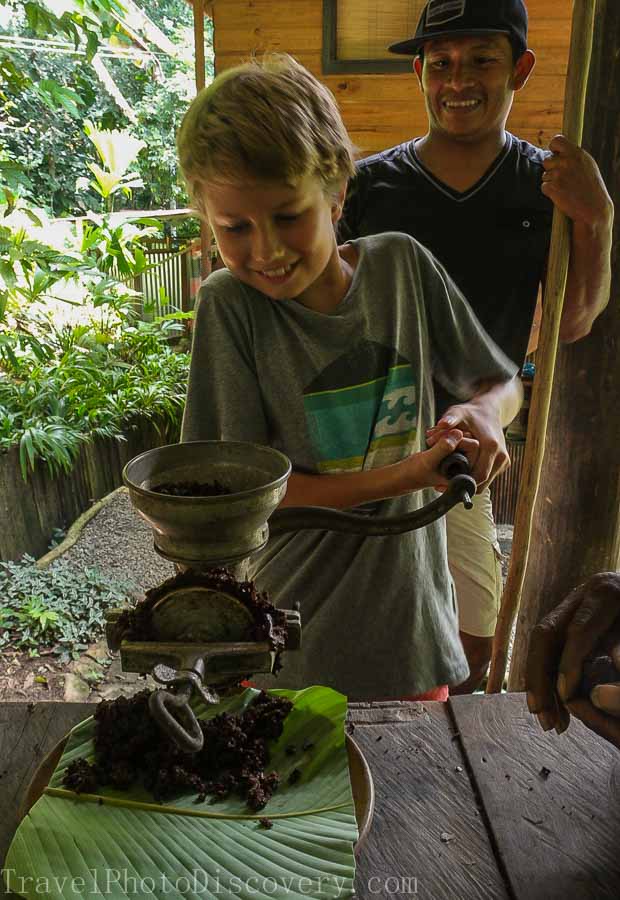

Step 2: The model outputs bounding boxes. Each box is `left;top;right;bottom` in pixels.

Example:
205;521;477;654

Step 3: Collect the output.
151;480;231;497
63;689;292;810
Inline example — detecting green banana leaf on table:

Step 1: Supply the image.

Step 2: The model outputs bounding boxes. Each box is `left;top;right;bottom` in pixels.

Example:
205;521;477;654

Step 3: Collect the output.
4;686;358;900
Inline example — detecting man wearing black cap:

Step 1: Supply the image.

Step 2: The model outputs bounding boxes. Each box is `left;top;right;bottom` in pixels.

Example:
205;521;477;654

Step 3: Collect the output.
340;0;613;694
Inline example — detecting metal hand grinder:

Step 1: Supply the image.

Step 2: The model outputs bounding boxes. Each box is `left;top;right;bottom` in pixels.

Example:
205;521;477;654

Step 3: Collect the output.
106;440;475;751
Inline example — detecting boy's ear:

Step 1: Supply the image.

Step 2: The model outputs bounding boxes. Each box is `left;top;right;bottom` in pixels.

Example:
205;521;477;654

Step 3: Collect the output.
331;183;348;223
513;49;536;92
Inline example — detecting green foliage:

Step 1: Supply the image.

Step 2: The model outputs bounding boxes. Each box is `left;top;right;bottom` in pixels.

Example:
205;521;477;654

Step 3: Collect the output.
0;209;191;480
0;554;134;659
84;120;146;209
0;0;213;216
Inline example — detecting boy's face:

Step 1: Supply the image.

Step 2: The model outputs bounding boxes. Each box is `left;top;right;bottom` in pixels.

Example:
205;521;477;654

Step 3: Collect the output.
201;174;345;309
414;34;535;143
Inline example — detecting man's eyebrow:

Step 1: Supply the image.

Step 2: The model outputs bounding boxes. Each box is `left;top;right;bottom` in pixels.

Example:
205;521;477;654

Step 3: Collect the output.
426;39;506;52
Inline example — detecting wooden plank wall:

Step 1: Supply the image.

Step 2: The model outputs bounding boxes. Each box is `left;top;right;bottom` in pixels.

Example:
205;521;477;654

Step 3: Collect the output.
211;0;571;157
0;420;176;562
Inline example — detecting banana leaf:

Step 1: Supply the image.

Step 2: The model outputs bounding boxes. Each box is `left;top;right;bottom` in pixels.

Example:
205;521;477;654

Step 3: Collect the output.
4;687;357;899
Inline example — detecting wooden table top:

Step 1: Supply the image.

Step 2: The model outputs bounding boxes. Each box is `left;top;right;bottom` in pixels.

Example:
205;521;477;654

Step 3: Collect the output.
1;693;619;899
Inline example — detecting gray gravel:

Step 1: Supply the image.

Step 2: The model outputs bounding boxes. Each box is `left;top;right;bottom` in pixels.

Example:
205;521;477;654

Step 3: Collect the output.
51;488;175;594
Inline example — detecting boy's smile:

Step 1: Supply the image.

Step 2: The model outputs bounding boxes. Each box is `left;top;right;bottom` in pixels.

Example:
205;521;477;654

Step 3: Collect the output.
414;35;534;143
201;175;351;313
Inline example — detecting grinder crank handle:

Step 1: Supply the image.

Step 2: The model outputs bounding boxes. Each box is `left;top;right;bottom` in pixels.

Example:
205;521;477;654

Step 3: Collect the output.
269;460;476;537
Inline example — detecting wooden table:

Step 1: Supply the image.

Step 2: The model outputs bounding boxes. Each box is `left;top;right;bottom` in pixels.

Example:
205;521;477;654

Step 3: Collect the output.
1;693;619;899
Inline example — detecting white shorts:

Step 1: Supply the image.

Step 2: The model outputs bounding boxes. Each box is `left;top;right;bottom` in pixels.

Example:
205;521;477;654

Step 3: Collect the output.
446;487;503;639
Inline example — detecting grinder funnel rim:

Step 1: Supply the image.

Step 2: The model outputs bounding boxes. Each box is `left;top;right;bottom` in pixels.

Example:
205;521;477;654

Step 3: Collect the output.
122;440;292;502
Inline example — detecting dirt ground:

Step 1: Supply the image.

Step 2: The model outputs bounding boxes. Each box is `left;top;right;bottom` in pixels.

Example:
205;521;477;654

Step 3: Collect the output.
0;648;69;702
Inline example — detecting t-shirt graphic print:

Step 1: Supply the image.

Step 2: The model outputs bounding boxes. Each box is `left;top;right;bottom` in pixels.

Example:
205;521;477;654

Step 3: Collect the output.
303;339;418;473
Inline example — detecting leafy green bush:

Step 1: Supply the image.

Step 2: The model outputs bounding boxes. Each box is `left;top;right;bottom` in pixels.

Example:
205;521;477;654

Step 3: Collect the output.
0;555;135;661
0;207;191;478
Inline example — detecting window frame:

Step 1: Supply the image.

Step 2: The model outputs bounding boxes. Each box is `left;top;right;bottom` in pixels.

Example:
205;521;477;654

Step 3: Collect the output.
322;0;415;74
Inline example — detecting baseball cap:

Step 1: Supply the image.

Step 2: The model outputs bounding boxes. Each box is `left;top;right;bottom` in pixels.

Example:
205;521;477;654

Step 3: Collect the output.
388;0;528;57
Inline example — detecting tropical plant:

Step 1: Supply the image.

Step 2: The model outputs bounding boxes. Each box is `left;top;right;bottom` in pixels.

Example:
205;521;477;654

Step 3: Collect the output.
82;120;146;210
0;0;211;215
0;554;134;658
0;207;191;479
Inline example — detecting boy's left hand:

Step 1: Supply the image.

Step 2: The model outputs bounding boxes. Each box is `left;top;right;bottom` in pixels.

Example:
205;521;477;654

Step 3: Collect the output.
426;398;509;492
541;135;613;229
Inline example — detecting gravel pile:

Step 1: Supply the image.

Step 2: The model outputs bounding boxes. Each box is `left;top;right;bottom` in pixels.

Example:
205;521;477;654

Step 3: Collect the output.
51;489;175;594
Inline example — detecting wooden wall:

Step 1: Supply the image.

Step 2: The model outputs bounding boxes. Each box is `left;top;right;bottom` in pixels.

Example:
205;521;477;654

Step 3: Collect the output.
0;420;175;562
211;0;571;157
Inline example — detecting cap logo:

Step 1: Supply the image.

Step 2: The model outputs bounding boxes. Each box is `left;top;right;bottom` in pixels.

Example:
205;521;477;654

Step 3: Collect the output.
425;0;466;27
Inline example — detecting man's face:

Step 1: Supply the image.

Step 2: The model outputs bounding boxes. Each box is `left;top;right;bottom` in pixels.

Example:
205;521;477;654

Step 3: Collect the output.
415;34;534;143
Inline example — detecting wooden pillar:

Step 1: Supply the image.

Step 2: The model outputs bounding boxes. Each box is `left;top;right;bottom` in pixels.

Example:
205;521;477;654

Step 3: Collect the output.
508;0;620;690
192;0;212;281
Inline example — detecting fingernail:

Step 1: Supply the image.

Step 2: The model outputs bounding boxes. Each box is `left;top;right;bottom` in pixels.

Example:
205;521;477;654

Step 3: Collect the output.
591;684;620;715
556;674;568;702
537;711;555;732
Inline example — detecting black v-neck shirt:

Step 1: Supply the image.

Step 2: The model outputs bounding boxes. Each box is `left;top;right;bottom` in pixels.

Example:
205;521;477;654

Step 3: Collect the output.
340;133;553;411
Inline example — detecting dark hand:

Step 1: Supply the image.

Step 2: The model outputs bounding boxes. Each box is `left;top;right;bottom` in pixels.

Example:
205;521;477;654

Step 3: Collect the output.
542;135;613;228
526;572;620;749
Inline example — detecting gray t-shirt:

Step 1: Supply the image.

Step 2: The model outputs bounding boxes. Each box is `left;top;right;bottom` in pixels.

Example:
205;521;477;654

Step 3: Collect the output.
182;232;517;700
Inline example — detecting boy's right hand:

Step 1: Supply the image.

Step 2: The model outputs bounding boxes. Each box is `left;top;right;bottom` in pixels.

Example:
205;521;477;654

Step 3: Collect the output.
401;429;479;493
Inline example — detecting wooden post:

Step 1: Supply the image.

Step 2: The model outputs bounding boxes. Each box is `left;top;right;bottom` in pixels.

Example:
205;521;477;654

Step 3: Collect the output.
192;0;212;282
507;0;620;690
487;0;597;693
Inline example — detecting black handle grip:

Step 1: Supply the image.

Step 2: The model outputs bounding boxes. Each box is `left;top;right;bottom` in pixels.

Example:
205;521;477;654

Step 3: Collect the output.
438;451;471;481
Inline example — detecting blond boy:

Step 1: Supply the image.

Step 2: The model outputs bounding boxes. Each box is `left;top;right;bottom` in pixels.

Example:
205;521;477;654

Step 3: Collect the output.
177;55;522;700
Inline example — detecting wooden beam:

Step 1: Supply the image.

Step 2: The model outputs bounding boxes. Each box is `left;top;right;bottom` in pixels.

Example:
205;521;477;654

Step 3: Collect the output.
192;0;211;280
506;0;620;690
487;0;597;694
193;0;206;91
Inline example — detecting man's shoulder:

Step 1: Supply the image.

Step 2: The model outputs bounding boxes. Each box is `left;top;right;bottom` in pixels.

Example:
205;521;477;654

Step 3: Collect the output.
355;141;416;176
508;133;553;170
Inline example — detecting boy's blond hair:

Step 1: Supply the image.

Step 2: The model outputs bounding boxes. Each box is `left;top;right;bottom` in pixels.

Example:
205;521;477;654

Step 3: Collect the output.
177;54;355;215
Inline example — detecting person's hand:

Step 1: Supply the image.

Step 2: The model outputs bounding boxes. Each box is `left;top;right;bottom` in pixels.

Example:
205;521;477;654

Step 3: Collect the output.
401;428;479;493
425;398;509;492
541;135;613;230
526;572;620;750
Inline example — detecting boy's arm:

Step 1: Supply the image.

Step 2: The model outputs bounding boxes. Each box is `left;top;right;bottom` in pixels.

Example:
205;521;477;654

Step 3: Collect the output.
280;429;477;509
541;135;614;342
426;376;523;493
